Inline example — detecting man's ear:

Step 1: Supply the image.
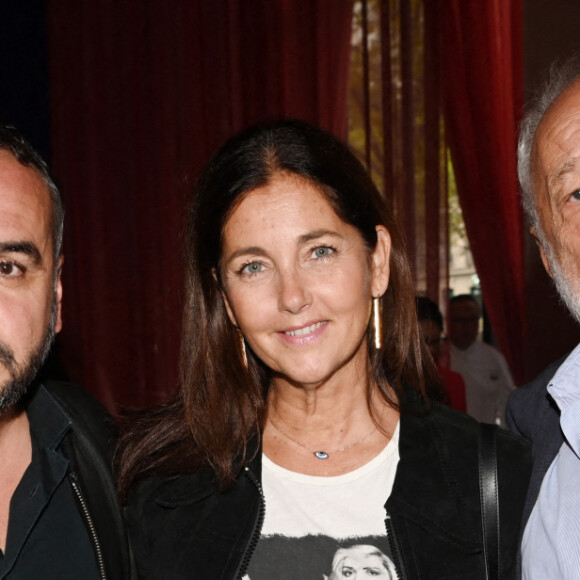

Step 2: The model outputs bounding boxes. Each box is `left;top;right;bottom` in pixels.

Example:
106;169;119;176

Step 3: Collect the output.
55;256;63;333
212;267;238;326
531;226;553;278
371;225;391;297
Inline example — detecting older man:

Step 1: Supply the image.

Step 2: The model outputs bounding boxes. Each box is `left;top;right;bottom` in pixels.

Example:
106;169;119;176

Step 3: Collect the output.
0;125;131;579
506;59;580;579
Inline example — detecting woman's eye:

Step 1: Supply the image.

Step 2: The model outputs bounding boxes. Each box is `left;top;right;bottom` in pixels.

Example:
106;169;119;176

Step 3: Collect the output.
311;245;335;259
572;189;580;201
0;261;24;278
240;261;263;275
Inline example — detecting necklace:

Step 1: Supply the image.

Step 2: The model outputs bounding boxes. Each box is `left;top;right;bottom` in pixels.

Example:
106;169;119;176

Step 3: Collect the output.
268;417;378;460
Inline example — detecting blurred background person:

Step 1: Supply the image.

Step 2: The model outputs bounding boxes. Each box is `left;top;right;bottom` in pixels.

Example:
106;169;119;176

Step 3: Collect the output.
449;294;514;426
416;296;466;412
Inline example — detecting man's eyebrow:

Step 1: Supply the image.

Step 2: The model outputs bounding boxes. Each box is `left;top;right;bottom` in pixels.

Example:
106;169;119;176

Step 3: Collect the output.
0;242;42;265
549;158;577;188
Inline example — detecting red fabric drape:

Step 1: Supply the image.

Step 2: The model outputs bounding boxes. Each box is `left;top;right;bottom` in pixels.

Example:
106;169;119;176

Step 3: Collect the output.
441;0;525;383
46;0;354;411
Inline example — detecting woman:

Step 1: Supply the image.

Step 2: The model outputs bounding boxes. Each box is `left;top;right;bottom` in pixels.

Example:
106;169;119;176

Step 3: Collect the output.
119;119;530;579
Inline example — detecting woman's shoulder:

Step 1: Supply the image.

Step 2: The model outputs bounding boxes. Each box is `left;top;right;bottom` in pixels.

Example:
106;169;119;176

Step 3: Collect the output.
127;467;218;514
425;403;531;470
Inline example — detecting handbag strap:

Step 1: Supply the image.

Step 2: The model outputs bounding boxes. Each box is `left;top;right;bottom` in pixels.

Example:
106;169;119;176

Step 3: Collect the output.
478;423;499;580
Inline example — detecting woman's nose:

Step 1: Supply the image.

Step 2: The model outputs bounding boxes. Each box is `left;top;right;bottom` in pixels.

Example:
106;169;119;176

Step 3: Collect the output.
277;269;311;314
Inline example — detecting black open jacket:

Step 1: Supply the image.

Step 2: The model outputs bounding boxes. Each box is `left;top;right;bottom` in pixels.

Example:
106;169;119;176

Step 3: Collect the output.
42;381;134;580
127;401;531;579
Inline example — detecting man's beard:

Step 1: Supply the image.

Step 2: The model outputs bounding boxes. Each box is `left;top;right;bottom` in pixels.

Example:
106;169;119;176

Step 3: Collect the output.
541;235;580;324
0;296;57;412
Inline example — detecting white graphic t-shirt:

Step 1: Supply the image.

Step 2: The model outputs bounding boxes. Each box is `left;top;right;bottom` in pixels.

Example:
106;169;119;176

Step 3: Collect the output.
244;422;400;579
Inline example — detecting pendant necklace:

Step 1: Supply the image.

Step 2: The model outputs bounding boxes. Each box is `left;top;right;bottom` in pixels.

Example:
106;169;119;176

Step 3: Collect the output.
268;417;378;460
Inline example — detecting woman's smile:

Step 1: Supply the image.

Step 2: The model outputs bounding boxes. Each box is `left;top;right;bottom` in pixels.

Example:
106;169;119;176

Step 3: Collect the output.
278;320;328;344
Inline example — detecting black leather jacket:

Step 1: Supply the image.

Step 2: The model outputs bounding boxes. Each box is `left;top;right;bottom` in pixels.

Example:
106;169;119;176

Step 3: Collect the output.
127;402;531;579
42;381;134;580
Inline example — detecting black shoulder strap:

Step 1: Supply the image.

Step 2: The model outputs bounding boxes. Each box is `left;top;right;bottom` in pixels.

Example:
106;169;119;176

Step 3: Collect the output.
478;422;499;580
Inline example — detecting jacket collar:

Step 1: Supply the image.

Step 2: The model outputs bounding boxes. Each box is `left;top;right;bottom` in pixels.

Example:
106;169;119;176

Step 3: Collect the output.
26;383;72;451
154;405;480;554
153;433;262;507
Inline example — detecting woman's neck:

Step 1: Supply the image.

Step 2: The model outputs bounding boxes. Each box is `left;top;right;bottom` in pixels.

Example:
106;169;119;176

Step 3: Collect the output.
264;378;399;476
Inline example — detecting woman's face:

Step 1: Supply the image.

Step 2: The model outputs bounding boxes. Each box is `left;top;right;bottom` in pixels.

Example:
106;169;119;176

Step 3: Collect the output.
220;173;390;390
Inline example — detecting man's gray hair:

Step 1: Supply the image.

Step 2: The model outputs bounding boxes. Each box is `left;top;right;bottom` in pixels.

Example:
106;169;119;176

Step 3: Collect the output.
518;56;580;231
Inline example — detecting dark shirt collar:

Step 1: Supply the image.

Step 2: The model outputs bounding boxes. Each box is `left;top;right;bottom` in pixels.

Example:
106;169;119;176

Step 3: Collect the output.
25;384;71;451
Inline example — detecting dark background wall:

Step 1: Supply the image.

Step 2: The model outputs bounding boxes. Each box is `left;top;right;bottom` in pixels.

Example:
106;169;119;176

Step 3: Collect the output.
0;1;50;159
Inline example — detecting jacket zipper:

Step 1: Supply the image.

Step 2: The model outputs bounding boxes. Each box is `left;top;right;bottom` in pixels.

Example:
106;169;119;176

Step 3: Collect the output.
236;466;266;579
385;511;406;580
69;472;107;580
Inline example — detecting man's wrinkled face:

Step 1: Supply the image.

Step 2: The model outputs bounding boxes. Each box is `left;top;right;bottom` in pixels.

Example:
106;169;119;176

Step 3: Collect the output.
531;80;580;322
0;151;62;410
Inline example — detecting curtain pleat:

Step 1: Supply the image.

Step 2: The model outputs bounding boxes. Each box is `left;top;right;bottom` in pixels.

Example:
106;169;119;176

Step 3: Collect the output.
441;0;525;383
46;0;355;410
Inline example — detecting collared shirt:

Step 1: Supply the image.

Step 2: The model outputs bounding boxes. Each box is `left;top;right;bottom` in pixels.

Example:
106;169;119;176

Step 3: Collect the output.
522;343;580;579
450;341;514;426
0;385;100;579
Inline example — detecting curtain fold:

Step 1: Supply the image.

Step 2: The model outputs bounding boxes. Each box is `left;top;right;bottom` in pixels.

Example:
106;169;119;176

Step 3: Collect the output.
351;0;448;308
441;0;525;383
46;0;354;411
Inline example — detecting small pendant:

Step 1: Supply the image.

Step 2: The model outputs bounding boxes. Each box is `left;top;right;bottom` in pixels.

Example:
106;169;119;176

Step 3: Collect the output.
314;451;329;460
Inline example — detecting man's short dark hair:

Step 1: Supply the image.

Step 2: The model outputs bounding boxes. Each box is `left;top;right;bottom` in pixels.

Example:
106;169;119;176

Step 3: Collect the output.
416;295;443;330
0;125;64;262
449;294;480;313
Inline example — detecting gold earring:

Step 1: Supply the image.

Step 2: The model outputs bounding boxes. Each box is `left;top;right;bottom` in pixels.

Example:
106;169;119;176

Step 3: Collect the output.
373;297;382;350
238;329;248;368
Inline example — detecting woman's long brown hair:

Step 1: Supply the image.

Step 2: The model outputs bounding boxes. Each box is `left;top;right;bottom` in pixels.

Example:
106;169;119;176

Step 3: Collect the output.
117;119;440;499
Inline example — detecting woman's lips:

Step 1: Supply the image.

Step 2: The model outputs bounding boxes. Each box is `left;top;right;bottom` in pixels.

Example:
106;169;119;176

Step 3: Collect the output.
278;321;328;344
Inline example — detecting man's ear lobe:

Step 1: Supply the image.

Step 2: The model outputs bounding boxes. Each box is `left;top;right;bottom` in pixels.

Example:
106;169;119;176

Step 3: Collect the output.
538;243;553;278
531;227;553;278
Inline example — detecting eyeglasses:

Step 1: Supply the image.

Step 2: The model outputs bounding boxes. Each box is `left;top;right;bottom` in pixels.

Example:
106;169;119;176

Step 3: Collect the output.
450;316;479;324
424;335;448;347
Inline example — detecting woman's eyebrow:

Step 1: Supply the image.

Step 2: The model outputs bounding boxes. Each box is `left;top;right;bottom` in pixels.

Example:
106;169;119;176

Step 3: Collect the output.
223;246;266;265
297;230;341;244
224;230;343;266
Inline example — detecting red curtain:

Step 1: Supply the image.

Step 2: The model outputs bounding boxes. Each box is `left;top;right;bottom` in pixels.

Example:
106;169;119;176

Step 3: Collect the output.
441;0;525;383
46;0;354;411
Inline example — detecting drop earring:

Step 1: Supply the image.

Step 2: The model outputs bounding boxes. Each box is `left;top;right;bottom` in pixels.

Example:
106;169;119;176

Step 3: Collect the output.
238;329;248;368
373;297;382;350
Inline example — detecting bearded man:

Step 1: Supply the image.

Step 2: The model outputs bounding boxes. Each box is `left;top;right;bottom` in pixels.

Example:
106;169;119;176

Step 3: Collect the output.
507;58;580;579
0;125;131;579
